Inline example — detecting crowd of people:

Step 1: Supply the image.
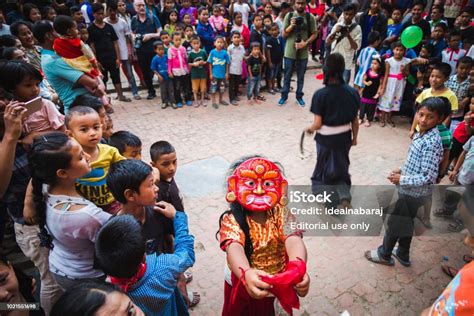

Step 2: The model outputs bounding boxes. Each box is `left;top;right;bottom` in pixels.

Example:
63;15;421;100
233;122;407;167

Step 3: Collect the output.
0;0;474;315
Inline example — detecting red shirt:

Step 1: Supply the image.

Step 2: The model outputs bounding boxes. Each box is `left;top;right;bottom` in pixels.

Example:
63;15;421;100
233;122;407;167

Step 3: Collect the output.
453;120;474;144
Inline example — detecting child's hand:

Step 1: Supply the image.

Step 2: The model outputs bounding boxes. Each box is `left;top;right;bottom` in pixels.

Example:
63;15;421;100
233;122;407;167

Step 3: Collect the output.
373;93;379;99
244;269;272;299
158;75;164;82
168;72;174;78
365;80;372;86
391;168;402;174
449;170;458;182
3;101;26;141
154;201;176;219
226;73;229;81
295;273;310;297
387;172;401;185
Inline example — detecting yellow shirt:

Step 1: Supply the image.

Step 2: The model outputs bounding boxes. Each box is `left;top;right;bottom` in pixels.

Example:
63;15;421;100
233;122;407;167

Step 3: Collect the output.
416;87;459;112
76;144;125;207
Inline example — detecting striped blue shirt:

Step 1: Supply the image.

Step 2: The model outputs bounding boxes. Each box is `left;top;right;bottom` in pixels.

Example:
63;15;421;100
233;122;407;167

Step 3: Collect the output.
354;46;378;88
128;212;195;315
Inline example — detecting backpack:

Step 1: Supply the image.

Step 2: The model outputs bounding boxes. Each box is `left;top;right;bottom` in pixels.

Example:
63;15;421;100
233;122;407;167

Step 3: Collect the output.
288;12;312;40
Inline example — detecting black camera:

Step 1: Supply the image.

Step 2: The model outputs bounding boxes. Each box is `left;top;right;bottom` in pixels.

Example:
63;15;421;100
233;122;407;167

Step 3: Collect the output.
294;16;304;43
134;34;143;50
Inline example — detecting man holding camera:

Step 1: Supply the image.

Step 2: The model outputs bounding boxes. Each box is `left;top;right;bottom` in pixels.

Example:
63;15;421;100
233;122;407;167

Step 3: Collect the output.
279;0;317;107
326;3;361;84
131;0;162;100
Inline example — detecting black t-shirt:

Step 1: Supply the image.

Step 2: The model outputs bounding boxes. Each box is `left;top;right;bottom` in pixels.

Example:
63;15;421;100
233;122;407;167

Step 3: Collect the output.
250;29;263;48
401;19;430;54
310;83;359;146
265;36;283;64
247;55;262;76
157;178;184;212
142;206;173;255
87;22;118;62
361;71;382;99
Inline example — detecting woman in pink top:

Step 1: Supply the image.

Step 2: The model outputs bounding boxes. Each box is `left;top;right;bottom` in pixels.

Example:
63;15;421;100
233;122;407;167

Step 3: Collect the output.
168;32;192;107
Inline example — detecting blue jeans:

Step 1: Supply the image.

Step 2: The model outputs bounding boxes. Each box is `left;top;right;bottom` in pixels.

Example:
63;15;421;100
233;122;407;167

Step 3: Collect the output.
343;69;351;84
281;57;308;100
247;75;261;99
121;59;138;95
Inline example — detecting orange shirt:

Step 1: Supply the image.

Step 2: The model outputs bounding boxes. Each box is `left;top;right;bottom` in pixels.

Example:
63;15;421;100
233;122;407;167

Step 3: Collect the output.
219;205;301;275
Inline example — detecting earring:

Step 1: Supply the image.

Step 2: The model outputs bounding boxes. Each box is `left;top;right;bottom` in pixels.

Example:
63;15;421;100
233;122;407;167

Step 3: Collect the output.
226;191;236;203
279;195;288;206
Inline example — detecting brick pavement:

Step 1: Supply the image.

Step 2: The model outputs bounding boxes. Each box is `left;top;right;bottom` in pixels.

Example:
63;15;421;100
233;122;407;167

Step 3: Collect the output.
112;71;470;316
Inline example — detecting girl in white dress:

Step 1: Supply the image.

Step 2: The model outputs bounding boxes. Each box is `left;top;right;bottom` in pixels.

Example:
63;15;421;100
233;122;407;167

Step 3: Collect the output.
377;42;410;127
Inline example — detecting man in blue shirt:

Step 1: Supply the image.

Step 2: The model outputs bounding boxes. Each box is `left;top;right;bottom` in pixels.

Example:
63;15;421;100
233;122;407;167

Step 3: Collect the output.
33;21;101;113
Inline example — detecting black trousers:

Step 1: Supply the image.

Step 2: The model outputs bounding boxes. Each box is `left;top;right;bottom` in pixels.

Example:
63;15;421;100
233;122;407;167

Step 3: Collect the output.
137;49;155;96
359;101;377;121
229;74;241;101
379;194;426;261
172;74;191;104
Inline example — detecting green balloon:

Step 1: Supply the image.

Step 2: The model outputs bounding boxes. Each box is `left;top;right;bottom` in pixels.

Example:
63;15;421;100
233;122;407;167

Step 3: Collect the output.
400;26;423;49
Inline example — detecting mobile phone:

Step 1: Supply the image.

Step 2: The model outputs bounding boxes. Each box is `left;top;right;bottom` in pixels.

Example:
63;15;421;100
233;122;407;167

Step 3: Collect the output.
24;96;43;116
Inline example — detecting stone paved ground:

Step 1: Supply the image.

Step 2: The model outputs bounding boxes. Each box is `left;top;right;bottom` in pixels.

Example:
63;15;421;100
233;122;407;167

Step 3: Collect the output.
111;70;470;316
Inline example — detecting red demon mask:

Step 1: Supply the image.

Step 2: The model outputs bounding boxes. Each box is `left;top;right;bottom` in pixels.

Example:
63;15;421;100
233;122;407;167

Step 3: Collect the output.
226;158;288;212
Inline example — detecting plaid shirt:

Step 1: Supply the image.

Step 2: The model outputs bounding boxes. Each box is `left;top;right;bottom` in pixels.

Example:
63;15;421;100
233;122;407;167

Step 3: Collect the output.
1;145;31;224
446;75;470;116
399;127;443;197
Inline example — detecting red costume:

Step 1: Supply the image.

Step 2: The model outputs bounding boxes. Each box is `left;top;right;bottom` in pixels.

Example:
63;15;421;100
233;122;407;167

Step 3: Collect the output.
219;158;306;315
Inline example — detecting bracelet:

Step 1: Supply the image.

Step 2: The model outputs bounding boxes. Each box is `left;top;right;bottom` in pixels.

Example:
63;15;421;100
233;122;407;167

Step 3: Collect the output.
239;267;249;286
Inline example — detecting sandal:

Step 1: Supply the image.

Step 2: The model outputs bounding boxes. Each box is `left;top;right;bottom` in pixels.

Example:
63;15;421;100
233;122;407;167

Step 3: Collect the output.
447;222;464;232
392;248;411;267
256;95;266;101
433;208;453;218
104;105;114;114
420;217;432;229
187;291;201;308
118;96;132;102
365;249;395;266
184;270;193;283
364;121;371;127
441;264;459;278
380;121;386;127
463;254;473;263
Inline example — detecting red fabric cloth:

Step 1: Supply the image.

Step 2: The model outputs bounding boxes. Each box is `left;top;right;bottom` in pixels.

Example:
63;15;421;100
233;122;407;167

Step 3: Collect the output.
260;259;307;315
53;37;83;59
109;262;147;293
453;120;474;144
223;273;275;316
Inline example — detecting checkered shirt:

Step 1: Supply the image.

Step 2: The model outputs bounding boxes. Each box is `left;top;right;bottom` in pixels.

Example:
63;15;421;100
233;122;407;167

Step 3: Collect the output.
399;127;443;197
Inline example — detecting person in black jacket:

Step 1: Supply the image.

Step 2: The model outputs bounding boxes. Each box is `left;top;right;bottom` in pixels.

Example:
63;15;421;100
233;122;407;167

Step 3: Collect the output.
358;0;387;50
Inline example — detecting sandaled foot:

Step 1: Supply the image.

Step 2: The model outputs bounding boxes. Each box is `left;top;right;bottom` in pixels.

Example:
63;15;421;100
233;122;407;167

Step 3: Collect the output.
387;120;395;127
420;217;432;229
184;270;193;283
433;208;453;218
392;248;411;267
118;96;132;102
448;222;464;232
365;121;371;127
441;263;459;278
365;250;394;266
256;95;266;101
187;291;200;307
380;121;386;127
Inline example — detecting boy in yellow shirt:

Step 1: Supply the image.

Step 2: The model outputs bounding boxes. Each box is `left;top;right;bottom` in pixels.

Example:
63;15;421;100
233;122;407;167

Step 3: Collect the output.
65;106;125;214
411;62;458;136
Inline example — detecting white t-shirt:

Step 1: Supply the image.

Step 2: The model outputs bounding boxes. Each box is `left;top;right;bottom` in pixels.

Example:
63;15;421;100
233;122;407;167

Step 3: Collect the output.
46;192;111;279
105;17;130;61
233;3;251;26
442;48;466;75
228;43;245;75
329;22;362;70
